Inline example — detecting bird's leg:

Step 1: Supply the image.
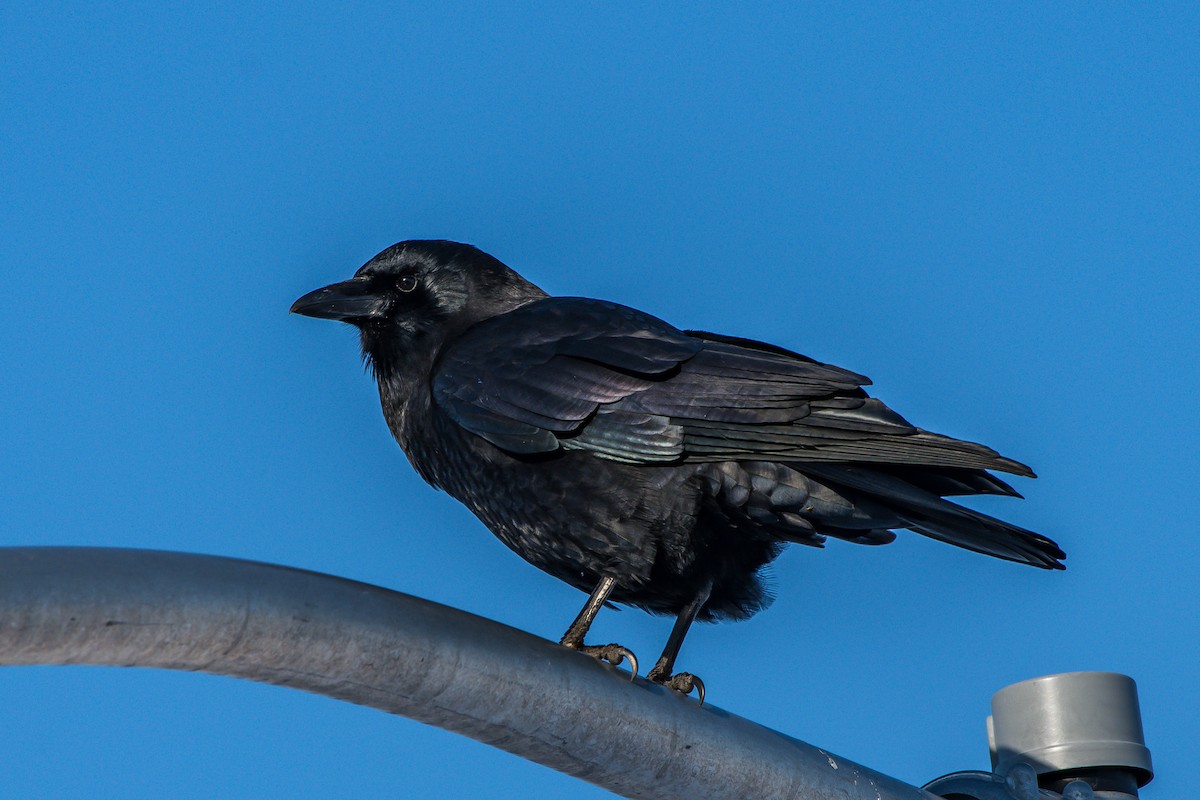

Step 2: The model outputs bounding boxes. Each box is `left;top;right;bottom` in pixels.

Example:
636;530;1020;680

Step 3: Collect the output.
646;580;712;703
559;576;638;677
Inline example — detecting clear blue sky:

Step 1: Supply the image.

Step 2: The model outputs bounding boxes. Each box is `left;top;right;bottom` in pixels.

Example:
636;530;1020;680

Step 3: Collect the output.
2;4;1195;798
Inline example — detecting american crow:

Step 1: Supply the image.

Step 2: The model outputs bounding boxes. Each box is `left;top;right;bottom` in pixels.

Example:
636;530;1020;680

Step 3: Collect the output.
292;240;1063;701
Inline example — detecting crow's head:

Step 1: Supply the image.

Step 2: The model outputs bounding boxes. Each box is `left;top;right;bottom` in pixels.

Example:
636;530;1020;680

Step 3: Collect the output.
292;240;546;377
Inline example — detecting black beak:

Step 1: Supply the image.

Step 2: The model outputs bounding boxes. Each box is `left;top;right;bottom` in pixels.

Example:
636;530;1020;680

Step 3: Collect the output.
291;278;388;323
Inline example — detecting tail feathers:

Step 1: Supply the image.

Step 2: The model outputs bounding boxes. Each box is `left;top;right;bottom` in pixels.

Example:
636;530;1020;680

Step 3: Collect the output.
901;508;1064;569
800;463;1065;570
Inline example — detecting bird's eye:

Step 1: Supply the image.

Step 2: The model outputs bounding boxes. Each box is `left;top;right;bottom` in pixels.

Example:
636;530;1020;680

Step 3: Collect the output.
397;274;419;293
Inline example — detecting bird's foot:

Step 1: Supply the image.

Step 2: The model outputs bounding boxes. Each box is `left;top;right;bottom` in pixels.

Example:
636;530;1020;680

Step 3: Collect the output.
563;642;639;679
647;665;705;704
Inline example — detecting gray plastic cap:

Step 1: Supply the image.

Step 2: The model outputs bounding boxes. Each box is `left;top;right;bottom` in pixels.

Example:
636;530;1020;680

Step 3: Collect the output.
988;672;1152;786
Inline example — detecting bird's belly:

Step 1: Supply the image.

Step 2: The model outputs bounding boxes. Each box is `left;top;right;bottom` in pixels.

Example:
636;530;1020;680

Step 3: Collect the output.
409;415;697;593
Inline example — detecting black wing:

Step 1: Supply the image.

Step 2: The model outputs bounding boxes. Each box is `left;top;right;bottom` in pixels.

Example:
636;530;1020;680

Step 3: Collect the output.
432;297;1031;477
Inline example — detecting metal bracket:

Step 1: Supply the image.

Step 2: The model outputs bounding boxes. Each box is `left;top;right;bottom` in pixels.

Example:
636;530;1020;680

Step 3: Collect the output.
925;764;1074;800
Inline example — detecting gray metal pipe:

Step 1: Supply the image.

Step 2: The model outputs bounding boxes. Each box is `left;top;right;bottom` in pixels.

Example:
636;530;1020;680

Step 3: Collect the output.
0;547;940;800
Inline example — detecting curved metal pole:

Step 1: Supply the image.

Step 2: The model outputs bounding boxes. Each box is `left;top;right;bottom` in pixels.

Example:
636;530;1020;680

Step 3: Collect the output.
0;547;940;800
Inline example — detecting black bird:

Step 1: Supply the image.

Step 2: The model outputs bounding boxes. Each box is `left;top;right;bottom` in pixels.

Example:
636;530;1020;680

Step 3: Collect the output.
292;240;1064;700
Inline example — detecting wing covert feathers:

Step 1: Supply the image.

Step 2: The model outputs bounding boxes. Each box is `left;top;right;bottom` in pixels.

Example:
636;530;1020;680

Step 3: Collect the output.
434;298;1036;477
